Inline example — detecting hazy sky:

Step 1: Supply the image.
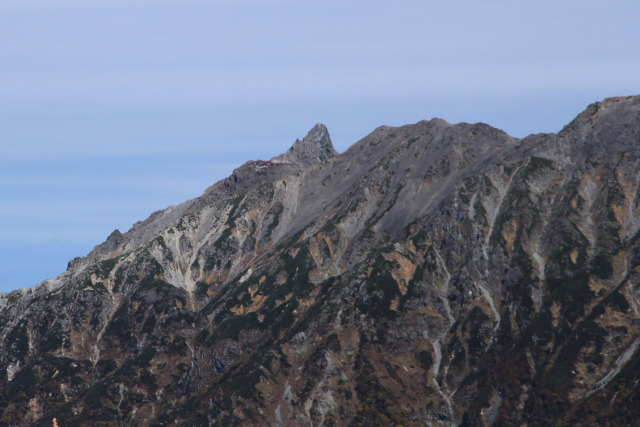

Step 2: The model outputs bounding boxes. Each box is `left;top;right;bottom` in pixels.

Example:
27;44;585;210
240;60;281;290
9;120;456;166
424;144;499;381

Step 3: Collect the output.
1;1;639;292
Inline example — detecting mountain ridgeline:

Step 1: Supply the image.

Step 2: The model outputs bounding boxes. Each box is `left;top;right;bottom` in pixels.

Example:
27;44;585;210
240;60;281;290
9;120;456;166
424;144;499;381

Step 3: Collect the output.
2;96;640;426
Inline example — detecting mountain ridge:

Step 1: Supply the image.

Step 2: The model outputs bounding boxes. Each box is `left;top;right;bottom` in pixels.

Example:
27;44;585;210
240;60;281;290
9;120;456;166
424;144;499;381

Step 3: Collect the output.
1;95;640;426
9;94;640;298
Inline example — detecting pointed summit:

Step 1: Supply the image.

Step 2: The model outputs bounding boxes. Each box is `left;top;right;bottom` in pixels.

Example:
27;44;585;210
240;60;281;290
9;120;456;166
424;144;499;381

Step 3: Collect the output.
272;123;337;167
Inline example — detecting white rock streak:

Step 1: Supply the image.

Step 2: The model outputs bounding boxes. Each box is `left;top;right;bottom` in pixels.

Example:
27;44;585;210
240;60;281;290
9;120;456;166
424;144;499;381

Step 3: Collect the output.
431;340;454;421
590;337;640;396
475;281;501;334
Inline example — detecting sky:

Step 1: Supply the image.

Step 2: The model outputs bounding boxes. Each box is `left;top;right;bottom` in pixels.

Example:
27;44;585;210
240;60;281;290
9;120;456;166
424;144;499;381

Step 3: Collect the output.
1;0;639;293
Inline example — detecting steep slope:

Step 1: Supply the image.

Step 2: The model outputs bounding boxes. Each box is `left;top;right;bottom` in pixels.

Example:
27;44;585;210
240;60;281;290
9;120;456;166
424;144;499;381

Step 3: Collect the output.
1;96;640;426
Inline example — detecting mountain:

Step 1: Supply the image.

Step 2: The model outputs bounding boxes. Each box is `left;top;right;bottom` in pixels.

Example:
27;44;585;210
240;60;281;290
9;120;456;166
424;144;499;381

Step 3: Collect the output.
2;95;640;426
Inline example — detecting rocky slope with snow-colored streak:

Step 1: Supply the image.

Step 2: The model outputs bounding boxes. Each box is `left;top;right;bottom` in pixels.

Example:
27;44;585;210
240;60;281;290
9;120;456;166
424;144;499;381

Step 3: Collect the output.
2;96;640;426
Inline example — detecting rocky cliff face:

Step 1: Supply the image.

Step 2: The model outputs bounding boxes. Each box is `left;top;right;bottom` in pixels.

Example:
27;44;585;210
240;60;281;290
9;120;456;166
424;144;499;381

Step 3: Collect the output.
2;96;640;426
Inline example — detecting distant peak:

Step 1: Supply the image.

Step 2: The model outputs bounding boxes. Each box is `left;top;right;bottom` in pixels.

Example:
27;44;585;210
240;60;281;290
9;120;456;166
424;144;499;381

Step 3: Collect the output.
272;123;337;167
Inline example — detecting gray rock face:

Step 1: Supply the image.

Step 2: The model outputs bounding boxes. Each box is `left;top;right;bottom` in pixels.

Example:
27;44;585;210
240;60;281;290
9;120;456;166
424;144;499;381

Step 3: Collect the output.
2;97;640;426
272;123;337;166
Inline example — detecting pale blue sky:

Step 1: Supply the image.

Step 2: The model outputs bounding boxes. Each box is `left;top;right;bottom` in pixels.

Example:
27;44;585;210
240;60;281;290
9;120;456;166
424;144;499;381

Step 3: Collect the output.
1;0;638;292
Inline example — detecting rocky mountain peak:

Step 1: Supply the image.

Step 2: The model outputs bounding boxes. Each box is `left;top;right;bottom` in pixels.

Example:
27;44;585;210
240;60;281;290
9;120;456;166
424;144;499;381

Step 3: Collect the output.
4;97;640;426
272;123;337;167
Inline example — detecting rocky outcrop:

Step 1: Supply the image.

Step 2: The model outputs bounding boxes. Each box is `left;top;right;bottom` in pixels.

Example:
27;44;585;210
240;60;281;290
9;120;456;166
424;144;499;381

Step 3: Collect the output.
1;96;640;426
272;123;337;166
